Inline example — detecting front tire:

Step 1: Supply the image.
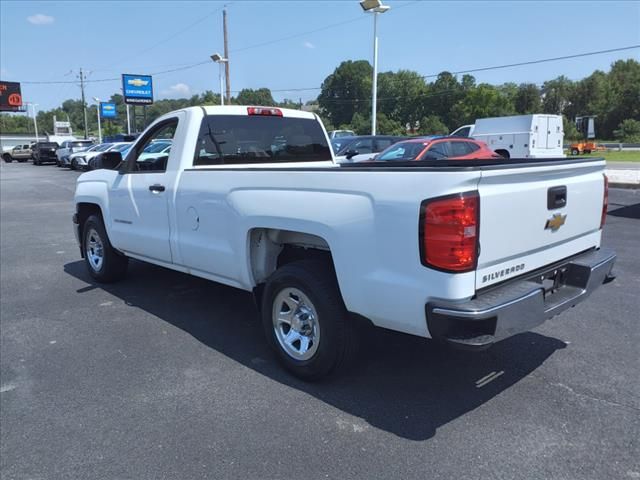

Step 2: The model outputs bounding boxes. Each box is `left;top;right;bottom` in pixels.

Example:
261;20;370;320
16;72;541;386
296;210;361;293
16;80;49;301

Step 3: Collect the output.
83;214;128;283
261;259;357;380
3;155;13;163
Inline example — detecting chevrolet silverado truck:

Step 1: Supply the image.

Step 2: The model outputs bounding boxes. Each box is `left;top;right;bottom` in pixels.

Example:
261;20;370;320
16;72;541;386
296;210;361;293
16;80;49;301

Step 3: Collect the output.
72;106;616;380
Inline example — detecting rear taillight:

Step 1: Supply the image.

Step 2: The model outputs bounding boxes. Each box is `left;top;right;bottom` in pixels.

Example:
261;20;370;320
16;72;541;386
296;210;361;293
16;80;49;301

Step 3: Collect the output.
247;107;282;117
420;191;480;272
601;174;609;229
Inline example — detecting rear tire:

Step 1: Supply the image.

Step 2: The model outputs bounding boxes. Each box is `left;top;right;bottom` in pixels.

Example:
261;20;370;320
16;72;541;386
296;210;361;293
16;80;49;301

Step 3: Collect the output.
261;259;357;380
83;214;128;283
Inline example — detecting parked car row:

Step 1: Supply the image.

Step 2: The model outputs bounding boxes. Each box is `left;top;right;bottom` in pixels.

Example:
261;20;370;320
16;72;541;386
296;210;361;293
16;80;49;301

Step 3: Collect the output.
4;138;173;172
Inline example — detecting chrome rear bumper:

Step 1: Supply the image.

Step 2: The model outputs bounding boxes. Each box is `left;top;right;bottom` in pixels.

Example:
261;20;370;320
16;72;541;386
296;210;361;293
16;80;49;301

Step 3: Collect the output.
426;248;616;349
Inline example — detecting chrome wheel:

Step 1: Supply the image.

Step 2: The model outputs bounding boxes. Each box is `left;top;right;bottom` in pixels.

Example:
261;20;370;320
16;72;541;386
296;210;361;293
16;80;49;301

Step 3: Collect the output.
272;287;320;361
85;228;104;272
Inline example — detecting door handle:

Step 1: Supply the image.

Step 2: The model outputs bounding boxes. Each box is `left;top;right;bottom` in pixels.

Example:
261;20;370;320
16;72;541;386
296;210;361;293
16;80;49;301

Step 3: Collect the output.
547;186;567;210
149;184;165;193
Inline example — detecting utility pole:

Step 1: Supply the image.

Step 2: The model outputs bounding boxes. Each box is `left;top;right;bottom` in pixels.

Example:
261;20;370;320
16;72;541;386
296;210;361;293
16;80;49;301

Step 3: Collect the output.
223;8;231;104
78;68;89;139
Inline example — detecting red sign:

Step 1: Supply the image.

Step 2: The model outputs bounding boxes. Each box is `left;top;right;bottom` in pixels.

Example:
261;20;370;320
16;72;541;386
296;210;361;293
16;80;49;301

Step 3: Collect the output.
0;81;23;112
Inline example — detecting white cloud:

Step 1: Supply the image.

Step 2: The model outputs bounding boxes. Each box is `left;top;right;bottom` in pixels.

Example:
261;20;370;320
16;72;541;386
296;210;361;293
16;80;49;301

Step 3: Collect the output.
27;14;55;25
303;41;315;49
161;83;192;97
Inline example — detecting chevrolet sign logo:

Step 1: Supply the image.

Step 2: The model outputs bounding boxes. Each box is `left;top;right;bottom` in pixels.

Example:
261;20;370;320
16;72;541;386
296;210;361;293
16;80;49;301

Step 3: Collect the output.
545;213;567;232
128;78;149;87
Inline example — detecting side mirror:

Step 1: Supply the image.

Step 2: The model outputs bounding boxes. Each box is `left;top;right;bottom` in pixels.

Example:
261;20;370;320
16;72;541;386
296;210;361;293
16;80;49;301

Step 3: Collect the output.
345;149;359;159
95;151;123;171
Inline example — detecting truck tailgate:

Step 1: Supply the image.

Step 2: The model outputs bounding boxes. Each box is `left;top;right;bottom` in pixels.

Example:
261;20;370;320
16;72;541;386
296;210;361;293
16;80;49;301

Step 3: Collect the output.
476;159;606;289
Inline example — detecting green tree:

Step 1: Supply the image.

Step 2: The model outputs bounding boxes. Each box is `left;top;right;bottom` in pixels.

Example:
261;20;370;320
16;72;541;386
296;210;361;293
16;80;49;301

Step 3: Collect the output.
318;60;372;127
563;116;581;141
418;115;449;135
603;59;640;138
349;112;404;135
102;120;121;136
278;98;302;109
377;69;428;127
450;84;513;126
0;114;31;134
541;76;575;115
236;88;275;106
614;119;640;142
422;72;464;128
514;83;542;113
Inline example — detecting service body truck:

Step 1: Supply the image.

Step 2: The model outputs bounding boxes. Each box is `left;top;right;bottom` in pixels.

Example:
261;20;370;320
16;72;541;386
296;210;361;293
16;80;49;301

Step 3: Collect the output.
72;106;615;379
451;114;565;159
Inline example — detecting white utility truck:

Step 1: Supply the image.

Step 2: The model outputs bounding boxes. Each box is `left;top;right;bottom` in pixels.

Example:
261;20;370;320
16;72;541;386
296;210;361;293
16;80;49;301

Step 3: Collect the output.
72;106;615;379
451;114;565;159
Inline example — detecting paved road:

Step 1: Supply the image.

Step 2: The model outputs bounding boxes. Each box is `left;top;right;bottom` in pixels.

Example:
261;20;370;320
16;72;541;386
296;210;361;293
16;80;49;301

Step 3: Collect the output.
608;161;640;170
1;162;639;480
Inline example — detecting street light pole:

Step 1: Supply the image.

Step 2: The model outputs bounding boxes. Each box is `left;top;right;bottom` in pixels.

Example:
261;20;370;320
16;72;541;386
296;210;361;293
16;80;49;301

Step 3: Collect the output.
219;63;225;106
360;0;390;136
211;53;228;106
27;103;39;142
93;97;102;144
371;12;379;136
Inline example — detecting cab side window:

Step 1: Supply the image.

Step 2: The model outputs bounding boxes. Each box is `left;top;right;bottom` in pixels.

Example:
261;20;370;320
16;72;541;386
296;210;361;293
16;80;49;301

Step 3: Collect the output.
126;119;177;173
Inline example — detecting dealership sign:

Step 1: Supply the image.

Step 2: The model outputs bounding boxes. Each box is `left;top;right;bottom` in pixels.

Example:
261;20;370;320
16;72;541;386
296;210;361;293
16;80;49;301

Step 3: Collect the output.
122;74;153;105
0;81;23;112
100;102;117;118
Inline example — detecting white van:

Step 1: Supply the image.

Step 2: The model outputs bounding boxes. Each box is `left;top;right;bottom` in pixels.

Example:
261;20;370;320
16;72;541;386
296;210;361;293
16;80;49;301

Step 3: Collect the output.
451;114;565;159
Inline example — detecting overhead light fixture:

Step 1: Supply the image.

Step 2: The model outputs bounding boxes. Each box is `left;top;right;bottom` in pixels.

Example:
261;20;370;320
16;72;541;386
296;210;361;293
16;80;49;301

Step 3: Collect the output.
360;0;390;13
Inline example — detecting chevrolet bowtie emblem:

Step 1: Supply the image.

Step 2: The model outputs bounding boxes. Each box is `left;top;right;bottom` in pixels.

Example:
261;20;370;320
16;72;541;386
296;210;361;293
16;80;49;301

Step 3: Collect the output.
545;213;567;232
128;78;149;87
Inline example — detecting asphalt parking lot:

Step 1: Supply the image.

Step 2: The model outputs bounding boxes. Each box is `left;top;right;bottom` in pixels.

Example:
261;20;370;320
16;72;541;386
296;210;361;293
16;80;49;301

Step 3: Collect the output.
1;161;638;480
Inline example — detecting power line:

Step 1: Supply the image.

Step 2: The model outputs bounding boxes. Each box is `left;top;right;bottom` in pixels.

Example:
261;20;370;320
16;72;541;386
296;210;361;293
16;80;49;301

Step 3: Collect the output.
20;43;639;88
91;4;229;72
420;45;640;79
229;0;420;55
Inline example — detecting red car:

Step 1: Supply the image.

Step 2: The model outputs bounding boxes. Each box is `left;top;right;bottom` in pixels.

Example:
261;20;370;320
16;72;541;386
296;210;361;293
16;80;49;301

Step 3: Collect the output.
372;136;501;162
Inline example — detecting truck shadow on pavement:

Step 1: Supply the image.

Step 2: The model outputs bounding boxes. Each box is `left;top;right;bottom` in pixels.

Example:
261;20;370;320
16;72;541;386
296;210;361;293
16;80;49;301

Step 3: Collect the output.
64;259;566;441
608;203;640;220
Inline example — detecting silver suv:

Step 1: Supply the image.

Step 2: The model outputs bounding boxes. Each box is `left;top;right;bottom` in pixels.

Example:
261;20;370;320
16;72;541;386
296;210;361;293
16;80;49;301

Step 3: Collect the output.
56;140;94;167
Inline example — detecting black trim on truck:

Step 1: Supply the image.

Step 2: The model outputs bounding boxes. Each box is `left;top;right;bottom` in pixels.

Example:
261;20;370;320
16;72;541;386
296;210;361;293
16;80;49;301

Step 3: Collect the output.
183;157;605;173
426;248;616;350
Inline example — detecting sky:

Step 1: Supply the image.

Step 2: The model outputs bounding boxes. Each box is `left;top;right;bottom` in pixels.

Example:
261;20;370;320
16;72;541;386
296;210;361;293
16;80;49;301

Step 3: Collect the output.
1;0;639;111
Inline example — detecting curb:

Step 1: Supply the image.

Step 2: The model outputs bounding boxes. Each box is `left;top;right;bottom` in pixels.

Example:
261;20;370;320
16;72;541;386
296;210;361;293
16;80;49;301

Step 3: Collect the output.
605;168;640;190
609;183;640;190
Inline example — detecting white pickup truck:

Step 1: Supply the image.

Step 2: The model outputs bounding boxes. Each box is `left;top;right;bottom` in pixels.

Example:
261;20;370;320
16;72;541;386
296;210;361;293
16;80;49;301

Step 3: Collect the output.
72;106;616;380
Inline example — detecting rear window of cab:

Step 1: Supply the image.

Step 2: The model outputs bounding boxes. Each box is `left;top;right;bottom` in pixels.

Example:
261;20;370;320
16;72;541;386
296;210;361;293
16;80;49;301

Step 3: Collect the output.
193;114;332;166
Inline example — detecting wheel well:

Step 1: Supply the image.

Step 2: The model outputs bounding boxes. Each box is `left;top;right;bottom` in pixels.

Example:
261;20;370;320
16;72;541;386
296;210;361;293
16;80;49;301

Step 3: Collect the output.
76;203;103;235
249;228;333;287
495;149;510;159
